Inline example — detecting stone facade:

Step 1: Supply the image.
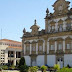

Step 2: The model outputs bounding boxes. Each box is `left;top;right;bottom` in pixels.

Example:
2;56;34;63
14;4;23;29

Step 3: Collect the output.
22;0;72;68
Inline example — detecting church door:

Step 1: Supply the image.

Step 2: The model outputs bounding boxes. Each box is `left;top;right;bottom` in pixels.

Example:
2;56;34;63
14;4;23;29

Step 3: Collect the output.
57;58;63;68
31;57;36;66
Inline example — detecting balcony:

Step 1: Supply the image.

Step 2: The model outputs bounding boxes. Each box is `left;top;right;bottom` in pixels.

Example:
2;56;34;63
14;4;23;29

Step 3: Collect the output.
56;50;64;55
25;51;30;55
38;51;43;54
49;50;55;54
65;49;72;54
32;51;36;54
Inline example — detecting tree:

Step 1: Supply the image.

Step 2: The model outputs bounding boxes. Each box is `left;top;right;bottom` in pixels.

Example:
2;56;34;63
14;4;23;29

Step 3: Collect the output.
40;65;47;72
18;57;26;67
18;57;29;72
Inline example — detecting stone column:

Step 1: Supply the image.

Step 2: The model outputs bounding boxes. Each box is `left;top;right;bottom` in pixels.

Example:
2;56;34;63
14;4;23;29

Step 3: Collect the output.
47;41;49;54
63;40;65;53
55;40;57;53
5;49;8;64
14;51;16;66
36;43;38;54
30;43;32;54
43;41;45;52
24;44;26;55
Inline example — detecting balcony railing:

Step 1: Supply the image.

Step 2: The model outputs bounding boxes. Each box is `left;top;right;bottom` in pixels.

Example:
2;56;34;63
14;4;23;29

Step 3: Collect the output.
49;50;55;54
65;49;72;54
26;51;30;55
56;50;64;54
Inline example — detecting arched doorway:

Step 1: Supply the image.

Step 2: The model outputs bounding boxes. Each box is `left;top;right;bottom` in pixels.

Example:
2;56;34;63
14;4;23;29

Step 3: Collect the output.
30;55;37;66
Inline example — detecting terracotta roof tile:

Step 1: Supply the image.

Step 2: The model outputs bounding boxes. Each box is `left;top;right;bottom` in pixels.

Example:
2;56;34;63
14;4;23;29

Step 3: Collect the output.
8;46;22;49
0;39;21;44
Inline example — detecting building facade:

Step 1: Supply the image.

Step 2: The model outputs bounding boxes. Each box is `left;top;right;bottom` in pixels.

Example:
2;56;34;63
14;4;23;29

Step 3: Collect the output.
0;39;22;66
22;0;72;68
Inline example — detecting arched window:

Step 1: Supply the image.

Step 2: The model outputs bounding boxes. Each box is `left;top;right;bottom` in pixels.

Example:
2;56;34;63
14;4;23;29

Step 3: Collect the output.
58;43;62;50
58;19;63;32
50;44;54;50
66;43;71;49
39;45;42;51
32;46;35;51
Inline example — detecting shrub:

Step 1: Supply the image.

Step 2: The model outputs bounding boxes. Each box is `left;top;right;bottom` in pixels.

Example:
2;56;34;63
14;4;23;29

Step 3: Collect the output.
9;65;15;69
19;65;29;72
29;66;39;72
2;65;8;70
57;67;72;72
18;57;29;72
40;65;47;72
0;66;2;71
54;64;60;70
18;57;26;67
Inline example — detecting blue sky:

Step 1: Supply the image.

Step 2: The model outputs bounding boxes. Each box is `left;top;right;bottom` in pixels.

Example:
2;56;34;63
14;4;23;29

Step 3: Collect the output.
0;0;71;42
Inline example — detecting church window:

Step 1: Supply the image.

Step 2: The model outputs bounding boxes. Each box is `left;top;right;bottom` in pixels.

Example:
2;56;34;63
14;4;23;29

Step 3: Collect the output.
32;46;35;51
66;44;70;49
50;44;54;50
39;46;42;51
26;46;30;51
59;24;63;32
58;43;62;50
66;23;71;30
51;26;55;32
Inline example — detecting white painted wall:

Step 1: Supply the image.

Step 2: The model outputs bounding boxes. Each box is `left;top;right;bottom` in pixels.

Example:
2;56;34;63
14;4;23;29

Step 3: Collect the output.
36;55;44;66
24;56;31;66
64;54;72;67
5;49;8;63
47;55;56;67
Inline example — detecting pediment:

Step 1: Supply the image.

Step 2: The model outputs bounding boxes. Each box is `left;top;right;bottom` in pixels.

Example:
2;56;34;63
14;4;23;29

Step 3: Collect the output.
53;0;70;7
58;19;63;23
65;36;72;40
56;38;63;41
25;41;30;44
50;21;56;24
52;0;70;15
65;17;72;22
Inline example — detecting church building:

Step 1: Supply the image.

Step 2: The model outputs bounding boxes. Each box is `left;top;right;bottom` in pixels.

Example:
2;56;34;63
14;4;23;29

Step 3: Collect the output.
22;0;72;68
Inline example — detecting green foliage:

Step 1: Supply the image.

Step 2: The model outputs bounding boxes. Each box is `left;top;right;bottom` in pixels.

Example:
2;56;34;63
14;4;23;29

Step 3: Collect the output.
29;66;39;72
57;68;72;72
54;64;60;70
2;65;8;70
9;65;15;69
18;57;29;72
18;57;26;68
40;65;47;72
0;66;2;70
19;65;29;72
